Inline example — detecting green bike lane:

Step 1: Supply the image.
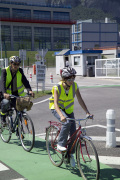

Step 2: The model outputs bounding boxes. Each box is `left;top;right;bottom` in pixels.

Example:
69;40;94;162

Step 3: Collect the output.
0;135;120;180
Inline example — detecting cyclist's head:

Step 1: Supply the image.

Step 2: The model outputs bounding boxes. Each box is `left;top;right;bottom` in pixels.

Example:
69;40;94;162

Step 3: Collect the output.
9;56;21;64
61;67;76;80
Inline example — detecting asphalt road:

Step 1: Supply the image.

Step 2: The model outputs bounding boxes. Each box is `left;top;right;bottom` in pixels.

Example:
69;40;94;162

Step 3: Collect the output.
1;71;120;179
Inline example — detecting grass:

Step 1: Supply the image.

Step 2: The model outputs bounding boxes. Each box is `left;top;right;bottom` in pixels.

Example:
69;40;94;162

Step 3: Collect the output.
1;50;56;67
33;90;52;99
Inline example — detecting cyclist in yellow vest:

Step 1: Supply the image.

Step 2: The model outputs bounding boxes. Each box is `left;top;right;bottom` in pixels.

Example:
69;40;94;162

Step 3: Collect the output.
1;56;34;126
49;67;93;167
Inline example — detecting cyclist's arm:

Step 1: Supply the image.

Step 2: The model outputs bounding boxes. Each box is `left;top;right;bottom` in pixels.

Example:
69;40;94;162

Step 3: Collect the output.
1;69;10;99
76;88;90;114
54;89;66;122
19;68;34;97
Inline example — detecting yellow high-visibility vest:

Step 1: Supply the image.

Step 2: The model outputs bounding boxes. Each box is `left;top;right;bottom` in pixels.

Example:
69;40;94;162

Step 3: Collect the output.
49;81;77;114
5;66;25;96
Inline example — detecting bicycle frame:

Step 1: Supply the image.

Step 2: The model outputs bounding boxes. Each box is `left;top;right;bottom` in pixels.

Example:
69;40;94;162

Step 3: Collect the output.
48;120;92;162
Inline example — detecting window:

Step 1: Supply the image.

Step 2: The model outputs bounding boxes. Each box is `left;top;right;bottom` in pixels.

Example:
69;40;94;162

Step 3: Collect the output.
34;27;51;50
74;56;80;66
33;10;51;20
13;26;32;50
87;56;97;65
53;12;70;21
53;28;70;50
78;24;81;32
12;9;31;19
0;7;10;18
78;33;81;41
1;25;11;51
75;34;77;41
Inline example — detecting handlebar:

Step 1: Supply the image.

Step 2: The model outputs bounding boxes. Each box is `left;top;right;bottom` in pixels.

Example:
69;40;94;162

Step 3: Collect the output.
66;115;93;122
9;93;32;99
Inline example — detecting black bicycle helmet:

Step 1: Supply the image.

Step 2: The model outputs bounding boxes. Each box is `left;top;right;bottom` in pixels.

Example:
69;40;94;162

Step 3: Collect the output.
61;67;76;78
9;56;21;63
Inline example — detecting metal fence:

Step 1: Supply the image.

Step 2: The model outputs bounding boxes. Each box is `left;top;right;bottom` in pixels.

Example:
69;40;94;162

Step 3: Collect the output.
95;58;120;78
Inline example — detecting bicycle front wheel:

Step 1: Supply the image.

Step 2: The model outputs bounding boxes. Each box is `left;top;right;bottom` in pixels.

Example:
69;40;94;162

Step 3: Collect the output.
0;116;11;143
19;113;35;152
46;125;63;167
76;137;100;180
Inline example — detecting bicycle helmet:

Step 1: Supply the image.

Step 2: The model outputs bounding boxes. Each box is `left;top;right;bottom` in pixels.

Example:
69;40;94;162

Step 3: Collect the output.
9;56;21;63
61;67;77;78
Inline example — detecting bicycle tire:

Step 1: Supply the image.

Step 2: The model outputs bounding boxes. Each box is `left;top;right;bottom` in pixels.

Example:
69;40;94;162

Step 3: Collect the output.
46;125;63;167
19;113;35;152
76;137;100;180
0;116;11;143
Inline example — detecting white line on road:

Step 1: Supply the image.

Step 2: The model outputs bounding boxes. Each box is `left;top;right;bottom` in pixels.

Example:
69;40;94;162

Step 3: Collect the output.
33;98;49;105
98;156;120;165
0;163;9;171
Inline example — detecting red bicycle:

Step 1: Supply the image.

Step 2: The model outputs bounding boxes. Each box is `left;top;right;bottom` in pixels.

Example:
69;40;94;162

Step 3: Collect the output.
46;117;100;180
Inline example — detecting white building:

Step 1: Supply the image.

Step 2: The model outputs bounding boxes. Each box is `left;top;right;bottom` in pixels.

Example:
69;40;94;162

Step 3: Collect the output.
55;49;102;76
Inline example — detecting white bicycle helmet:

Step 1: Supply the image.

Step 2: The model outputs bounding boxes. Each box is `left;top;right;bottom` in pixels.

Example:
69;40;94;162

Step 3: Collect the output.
61;67;76;78
9;56;21;63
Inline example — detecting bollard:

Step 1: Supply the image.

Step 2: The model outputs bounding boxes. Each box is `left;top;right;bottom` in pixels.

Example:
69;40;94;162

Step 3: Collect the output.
50;73;53;83
106;109;116;148
29;72;32;82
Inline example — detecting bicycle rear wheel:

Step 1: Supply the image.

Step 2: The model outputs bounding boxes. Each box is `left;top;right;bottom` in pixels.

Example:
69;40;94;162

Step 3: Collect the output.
0;116;11;143
76;137;100;180
46;125;63;167
19;113;35;152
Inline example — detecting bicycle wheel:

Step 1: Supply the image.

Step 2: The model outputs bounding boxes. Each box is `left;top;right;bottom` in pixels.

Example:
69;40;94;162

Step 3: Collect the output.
0;116;11;143
19;113;35;152
76;137;100;180
46;125;63;167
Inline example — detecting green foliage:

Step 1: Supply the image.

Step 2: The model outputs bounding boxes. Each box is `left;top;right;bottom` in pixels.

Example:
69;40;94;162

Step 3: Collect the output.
71;5;113;21
1;51;56;68
33;90;52;99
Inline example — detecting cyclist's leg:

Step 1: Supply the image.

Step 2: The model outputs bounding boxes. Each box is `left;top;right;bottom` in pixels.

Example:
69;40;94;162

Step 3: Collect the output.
51;109;71;147
1;99;10;125
67;112;76;154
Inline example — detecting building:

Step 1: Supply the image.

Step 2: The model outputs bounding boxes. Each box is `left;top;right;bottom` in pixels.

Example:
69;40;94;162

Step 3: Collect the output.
55;49;102;76
72;19;118;51
0;0;75;51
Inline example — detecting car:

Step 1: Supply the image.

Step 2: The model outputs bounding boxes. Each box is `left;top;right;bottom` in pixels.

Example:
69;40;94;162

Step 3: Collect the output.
103;61;118;68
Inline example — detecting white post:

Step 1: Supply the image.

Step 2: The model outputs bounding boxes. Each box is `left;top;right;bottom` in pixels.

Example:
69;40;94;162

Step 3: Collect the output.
29;72;32;82
106;109;116;148
50;73;53;83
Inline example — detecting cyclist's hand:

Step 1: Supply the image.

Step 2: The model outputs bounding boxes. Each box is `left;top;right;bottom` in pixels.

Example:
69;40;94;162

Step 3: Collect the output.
4;93;10;100
28;91;35;98
86;113;93;119
60;115;66;122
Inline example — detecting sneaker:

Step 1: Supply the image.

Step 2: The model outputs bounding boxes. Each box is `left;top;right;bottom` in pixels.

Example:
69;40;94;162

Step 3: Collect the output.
57;144;67;152
70;154;76;168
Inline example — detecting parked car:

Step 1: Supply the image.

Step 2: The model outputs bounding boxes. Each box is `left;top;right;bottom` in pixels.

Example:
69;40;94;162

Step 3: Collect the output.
103;61;118;68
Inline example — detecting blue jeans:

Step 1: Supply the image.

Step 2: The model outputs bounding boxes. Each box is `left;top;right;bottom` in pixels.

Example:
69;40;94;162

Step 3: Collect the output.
51;109;76;153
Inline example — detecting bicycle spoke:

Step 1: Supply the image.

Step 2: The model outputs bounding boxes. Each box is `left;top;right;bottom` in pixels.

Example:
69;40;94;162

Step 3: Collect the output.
77;138;100;180
46;125;63;167
19;114;35;152
0;116;11;143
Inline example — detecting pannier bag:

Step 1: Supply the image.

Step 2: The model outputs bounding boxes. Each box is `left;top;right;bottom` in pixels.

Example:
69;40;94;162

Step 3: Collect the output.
16;97;33;111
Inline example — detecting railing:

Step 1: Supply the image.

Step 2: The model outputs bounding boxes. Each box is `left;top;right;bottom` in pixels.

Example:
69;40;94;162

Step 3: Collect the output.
95;58;120;78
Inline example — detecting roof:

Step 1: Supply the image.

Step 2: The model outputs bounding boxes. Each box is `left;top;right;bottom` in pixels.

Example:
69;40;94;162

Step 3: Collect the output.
56;49;70;56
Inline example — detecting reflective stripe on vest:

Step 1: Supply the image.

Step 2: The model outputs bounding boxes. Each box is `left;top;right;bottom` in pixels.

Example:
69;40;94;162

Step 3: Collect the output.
5;66;25;96
49;81;77;114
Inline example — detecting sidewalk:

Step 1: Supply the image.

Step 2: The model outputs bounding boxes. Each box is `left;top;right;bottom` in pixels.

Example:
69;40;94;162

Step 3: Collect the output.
24;67;120;91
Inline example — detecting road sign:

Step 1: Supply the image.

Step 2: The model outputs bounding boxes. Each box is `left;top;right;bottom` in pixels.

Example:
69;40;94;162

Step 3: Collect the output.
35;54;41;61
35;61;46;91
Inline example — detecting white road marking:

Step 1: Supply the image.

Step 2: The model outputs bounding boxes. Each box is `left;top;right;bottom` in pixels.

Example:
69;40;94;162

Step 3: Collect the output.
98;156;120;165
0;163;9;171
12;178;25;180
33;98;49;105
